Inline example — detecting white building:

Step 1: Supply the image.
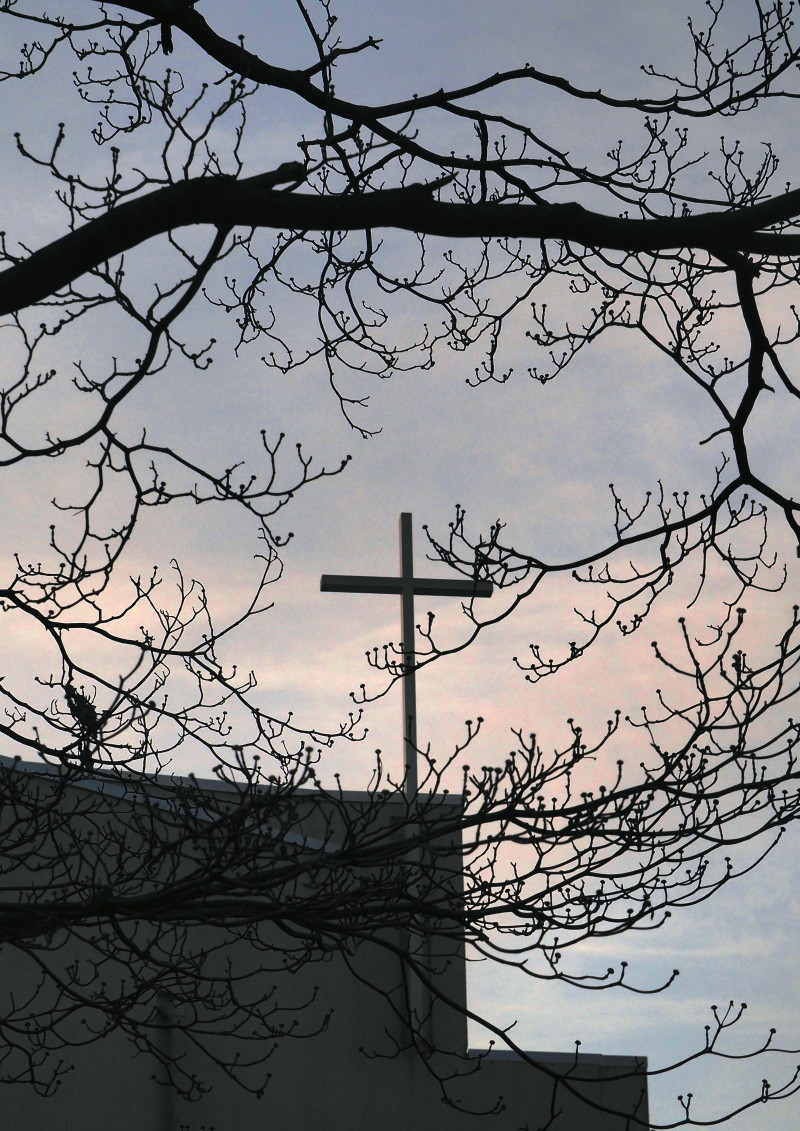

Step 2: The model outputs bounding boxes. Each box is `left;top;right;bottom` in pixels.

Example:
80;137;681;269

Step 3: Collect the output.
1;757;649;1130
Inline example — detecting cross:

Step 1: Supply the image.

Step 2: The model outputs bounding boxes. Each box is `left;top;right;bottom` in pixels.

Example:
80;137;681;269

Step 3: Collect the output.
321;513;492;798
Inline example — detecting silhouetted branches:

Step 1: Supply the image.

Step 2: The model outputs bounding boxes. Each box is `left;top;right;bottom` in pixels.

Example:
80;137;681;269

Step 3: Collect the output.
1;0;800;1125
2;602;800;1121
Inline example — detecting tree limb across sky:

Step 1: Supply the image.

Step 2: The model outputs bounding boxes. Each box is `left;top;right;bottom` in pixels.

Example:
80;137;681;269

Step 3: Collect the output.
5;172;800;317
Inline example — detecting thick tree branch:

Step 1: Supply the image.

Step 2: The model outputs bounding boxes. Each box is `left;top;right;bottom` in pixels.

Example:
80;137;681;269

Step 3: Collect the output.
3;174;800;316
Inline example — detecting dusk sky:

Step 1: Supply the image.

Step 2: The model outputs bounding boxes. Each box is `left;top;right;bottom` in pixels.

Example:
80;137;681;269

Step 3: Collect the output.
2;1;800;1127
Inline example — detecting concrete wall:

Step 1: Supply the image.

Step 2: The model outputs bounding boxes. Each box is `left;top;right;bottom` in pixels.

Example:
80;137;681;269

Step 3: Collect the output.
0;763;649;1130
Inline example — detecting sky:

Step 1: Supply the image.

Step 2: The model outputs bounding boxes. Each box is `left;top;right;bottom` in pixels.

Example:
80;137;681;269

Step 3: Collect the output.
2;1;800;1127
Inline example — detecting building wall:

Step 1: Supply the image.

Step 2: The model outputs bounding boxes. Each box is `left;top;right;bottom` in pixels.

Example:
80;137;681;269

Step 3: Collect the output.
0;763;649;1130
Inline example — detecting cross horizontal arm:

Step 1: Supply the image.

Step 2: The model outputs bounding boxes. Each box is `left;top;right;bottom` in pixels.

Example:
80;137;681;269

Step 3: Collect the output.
320;574;493;598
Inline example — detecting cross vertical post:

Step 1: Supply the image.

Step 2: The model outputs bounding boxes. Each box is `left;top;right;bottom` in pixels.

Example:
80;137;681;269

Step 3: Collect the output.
399;512;419;799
